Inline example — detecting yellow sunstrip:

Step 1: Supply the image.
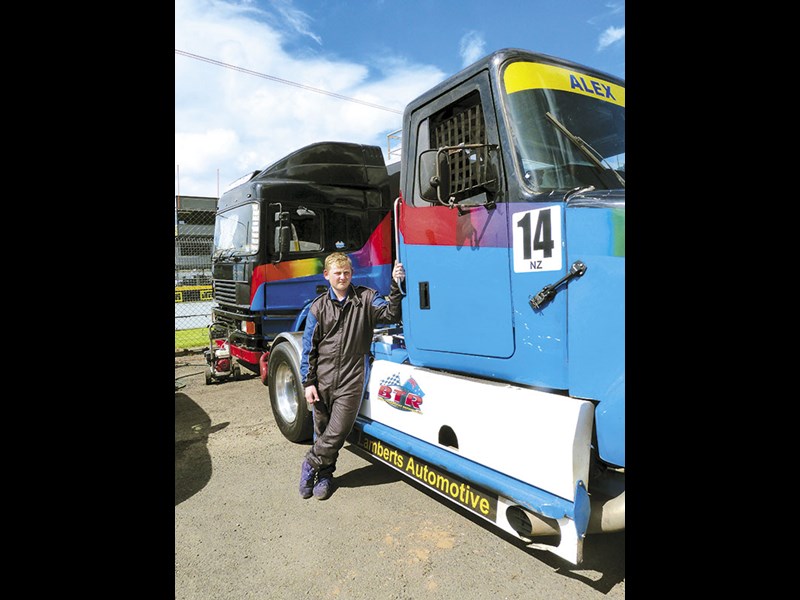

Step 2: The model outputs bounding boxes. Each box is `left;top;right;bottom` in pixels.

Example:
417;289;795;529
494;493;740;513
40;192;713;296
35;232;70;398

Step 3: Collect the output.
504;61;625;107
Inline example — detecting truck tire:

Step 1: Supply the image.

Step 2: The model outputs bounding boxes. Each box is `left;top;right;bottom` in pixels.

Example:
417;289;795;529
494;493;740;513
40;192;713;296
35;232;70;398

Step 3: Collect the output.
267;343;313;442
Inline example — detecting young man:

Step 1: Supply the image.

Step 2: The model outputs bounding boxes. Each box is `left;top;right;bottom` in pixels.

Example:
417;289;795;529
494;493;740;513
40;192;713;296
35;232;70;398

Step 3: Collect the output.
298;252;405;500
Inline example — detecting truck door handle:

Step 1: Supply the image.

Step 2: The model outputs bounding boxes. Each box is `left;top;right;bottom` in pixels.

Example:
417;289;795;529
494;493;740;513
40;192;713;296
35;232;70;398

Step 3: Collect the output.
419;281;430;310
529;260;587;310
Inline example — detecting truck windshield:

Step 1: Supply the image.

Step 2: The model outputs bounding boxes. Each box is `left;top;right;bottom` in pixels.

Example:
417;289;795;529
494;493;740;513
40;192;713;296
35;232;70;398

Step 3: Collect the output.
502;61;625;194
213;202;260;257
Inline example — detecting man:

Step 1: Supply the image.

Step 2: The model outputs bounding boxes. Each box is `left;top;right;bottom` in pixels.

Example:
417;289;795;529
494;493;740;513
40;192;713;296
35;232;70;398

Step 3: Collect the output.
299;252;405;500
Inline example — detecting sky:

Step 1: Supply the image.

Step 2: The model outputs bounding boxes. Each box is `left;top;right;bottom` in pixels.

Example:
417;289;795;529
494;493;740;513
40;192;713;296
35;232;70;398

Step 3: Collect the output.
175;0;625;200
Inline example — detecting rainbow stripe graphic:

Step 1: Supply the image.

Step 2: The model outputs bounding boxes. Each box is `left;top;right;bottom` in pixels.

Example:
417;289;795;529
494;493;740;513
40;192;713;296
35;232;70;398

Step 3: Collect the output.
249;212;393;304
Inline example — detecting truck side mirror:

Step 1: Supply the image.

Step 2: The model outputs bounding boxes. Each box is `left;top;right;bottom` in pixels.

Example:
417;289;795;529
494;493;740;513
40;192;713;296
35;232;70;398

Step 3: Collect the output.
420;144;500;208
279;225;292;254
418;149;450;204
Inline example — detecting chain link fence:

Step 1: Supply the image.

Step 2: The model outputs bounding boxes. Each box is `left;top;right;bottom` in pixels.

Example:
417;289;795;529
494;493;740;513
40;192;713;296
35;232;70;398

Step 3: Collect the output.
175;196;217;351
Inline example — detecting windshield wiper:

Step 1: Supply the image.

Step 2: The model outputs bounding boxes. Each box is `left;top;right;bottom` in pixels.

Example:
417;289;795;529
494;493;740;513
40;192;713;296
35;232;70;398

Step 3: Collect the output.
544;112;625;188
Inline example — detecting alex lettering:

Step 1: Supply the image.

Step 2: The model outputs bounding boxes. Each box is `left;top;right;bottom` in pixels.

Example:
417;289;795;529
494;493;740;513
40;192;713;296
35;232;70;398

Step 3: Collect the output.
569;74;616;101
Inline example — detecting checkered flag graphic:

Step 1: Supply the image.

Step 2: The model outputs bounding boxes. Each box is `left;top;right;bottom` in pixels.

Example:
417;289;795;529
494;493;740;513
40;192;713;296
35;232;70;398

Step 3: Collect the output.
380;373;401;387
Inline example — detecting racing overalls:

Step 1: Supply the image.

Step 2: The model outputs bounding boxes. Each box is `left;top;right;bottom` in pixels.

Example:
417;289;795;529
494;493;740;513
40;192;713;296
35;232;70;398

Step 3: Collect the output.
300;280;402;475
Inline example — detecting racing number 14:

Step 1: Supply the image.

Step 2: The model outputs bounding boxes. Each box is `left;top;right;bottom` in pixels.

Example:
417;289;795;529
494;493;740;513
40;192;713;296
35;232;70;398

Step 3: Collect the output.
517;210;554;259
512;205;562;273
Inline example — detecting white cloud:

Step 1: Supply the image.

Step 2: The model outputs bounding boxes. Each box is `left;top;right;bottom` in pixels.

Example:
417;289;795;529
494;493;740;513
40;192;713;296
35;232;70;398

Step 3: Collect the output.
175;0;445;198
272;0;322;45
175;128;239;196
598;26;625;51
459;31;486;68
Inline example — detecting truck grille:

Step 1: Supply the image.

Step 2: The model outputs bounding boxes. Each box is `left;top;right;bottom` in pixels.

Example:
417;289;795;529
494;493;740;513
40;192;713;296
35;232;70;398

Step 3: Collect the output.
213;279;237;304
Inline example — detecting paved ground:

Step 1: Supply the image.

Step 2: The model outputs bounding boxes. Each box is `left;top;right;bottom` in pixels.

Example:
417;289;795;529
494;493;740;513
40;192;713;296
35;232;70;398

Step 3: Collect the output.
175;352;625;599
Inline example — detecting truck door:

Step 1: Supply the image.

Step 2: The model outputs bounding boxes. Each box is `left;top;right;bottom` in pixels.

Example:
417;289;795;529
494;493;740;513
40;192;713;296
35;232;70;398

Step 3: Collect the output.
401;79;514;359
565;196;625;466
263;191;325;325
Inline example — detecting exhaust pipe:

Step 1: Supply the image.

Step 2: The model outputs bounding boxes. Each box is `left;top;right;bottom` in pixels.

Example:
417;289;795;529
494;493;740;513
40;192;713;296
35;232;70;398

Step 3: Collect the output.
506;469;625;539
587;468;625;534
506;505;561;538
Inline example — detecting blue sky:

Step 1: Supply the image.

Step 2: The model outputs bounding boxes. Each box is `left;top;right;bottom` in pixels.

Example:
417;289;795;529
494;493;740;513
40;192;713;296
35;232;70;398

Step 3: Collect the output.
175;0;625;199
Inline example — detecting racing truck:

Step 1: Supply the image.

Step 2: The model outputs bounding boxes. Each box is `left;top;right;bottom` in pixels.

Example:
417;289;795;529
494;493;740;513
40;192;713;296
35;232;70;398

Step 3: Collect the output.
208;141;399;402
256;47;624;565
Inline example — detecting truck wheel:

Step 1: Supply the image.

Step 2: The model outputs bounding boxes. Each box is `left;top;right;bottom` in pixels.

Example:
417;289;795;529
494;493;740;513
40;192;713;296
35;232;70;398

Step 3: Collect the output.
267;343;313;442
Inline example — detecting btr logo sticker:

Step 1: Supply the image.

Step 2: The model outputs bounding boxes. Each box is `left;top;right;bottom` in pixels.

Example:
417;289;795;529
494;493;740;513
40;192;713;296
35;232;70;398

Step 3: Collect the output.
377;373;424;413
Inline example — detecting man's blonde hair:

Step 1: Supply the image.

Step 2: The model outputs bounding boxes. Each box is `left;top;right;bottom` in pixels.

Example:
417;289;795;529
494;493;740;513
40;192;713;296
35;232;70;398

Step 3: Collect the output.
324;252;352;272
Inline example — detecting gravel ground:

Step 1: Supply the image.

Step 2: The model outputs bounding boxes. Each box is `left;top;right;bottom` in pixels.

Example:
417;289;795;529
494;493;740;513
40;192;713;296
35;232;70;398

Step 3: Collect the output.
175;353;625;599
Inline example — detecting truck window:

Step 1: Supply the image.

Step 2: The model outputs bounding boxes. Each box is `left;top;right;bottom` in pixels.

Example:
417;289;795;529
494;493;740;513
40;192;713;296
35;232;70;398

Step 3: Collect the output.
327;212;364;251
273;207;322;253
213;202;259;257
501;61;625;193
429;92;492;202
411;90;494;206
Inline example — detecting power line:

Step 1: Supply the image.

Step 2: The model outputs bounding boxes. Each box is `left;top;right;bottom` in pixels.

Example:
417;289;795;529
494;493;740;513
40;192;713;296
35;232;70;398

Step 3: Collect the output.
176;49;403;115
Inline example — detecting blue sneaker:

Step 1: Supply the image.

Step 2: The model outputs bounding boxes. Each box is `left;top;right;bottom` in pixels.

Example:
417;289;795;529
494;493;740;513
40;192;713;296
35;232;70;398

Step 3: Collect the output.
313;474;333;500
299;460;316;499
